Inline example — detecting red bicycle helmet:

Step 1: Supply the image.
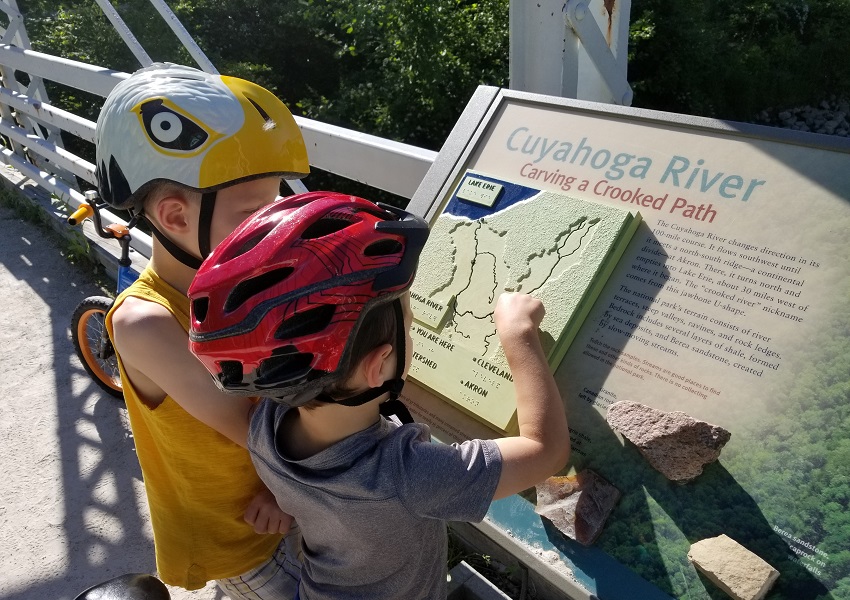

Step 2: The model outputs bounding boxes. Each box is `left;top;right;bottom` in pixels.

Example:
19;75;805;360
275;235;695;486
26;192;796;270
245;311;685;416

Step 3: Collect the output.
188;191;429;406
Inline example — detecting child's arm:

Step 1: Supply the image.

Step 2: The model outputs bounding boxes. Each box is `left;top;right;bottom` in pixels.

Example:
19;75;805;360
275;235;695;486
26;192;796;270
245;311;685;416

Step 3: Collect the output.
111;296;255;447
112;297;295;534
492;292;570;500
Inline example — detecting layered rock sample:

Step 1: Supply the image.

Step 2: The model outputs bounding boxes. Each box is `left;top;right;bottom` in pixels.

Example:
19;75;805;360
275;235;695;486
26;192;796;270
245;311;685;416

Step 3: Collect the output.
688;534;779;600
534;469;620;546
606;400;731;482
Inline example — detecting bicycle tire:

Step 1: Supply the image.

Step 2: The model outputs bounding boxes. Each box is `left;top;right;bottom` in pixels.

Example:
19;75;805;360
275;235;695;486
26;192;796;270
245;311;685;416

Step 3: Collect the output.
71;296;123;399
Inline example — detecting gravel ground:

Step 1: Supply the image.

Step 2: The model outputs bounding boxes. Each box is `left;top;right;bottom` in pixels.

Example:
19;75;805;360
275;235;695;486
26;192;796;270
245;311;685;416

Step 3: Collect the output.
753;96;850;136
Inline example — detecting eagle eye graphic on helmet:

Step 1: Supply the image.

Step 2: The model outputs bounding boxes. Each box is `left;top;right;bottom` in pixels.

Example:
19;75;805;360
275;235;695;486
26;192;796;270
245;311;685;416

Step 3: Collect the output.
139;99;209;152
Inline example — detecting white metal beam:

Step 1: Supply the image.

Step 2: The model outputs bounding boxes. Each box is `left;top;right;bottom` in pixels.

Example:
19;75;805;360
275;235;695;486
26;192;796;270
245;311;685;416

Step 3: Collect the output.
92;0;153;68
0;46;437;200
509;0;632;105
0;117;95;183
0;1;81;186
565;0;632;105
147;0;218;74
0;88;96;143
509;0;577;98
295;116;437;199
0;145;83;204
0;45;127;98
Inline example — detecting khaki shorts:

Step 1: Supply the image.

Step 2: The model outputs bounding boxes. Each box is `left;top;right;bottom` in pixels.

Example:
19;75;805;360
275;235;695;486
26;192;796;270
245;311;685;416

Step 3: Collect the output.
216;524;301;600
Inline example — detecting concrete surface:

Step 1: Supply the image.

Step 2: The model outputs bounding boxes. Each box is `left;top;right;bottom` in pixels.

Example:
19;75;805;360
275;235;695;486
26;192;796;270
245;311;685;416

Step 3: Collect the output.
0;204;221;600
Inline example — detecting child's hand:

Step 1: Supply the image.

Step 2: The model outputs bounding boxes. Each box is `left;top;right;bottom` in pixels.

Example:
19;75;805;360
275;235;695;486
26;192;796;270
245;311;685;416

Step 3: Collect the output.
494;292;545;341
244;487;294;535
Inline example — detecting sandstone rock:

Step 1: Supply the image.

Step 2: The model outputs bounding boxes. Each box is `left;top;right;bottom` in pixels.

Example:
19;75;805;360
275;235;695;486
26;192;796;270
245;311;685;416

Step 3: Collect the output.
606;401;731;482
688;534;779;600
534;469;620;546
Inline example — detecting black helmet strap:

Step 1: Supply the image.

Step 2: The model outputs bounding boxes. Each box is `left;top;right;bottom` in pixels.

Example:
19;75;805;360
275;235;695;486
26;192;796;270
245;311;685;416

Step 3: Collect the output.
145;219;203;270
142;191;217;271
197;191;217;260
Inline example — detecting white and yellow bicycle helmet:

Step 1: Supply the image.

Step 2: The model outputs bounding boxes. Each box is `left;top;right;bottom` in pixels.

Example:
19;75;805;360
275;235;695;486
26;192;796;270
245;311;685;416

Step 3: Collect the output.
95;63;309;268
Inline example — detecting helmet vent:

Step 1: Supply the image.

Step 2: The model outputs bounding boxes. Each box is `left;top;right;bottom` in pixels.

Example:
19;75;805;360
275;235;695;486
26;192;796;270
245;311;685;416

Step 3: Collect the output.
225;267;295;313
364;239;403;257
223;227;274;262
247;97;272;123
192;297;209;323
219;361;244;387
256;348;314;385
301;218;353;240
275;304;337;340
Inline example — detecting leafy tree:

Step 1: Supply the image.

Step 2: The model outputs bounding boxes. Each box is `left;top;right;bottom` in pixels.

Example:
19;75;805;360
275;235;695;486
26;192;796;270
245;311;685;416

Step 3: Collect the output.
627;0;850;119
296;0;509;149
170;0;340;107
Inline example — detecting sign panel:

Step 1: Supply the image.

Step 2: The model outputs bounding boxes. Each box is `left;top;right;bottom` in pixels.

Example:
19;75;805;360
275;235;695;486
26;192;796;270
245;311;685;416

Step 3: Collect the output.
405;87;850;600
410;170;640;432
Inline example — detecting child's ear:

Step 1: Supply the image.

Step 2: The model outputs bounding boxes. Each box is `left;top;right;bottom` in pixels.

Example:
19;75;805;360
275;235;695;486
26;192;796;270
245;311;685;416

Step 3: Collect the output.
362;343;395;389
152;194;193;235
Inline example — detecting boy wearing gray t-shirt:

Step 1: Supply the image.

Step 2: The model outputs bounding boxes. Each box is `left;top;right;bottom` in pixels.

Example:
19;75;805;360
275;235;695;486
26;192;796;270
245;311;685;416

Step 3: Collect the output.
188;192;570;600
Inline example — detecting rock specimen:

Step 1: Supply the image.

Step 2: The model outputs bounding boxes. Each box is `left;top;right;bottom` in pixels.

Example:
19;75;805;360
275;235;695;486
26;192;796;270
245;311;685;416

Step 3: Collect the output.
606;400;731;482
688;534;779;600
534;469;621;546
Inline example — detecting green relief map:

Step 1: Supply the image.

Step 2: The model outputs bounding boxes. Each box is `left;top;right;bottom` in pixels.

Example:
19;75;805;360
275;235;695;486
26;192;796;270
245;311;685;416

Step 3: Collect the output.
409;172;641;432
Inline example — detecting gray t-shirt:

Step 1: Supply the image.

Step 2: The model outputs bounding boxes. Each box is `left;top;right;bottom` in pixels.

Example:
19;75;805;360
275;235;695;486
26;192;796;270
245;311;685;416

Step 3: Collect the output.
249;399;503;600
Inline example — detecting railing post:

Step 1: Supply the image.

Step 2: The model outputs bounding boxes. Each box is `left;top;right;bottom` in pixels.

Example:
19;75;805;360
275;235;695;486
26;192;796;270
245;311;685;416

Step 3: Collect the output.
509;0;632;106
509;0;577;98
565;0;632;106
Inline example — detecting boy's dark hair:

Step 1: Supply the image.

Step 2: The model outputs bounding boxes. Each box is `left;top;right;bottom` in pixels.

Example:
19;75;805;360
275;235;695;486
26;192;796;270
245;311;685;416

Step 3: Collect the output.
303;299;399;409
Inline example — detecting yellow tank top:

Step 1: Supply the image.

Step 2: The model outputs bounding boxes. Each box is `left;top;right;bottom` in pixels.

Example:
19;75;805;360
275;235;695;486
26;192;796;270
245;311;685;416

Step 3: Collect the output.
106;266;282;589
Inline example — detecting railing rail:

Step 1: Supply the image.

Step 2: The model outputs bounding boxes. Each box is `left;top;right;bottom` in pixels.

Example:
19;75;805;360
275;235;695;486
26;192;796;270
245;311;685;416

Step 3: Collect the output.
0;44;437;268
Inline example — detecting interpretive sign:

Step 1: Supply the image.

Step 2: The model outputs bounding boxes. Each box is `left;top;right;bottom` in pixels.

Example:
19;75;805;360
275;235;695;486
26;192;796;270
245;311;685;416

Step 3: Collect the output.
404;87;850;600
409;171;640;432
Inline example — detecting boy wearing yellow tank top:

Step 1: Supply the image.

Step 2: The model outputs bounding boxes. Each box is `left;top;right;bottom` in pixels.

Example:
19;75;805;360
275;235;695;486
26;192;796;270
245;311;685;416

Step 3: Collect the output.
99;63;309;598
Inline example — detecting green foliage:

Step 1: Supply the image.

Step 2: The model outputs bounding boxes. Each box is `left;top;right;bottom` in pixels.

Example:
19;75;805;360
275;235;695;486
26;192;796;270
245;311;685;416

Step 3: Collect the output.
171;0;340;106
296;0;509;149
23;0;850;144
50;0;205;66
25;0;191;164
714;298;850;595
0;185;48;224
627;0;850;119
27;1;188;114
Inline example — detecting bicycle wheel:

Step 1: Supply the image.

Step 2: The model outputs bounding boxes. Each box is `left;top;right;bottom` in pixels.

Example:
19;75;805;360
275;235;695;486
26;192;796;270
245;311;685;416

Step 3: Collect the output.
71;296;123;399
